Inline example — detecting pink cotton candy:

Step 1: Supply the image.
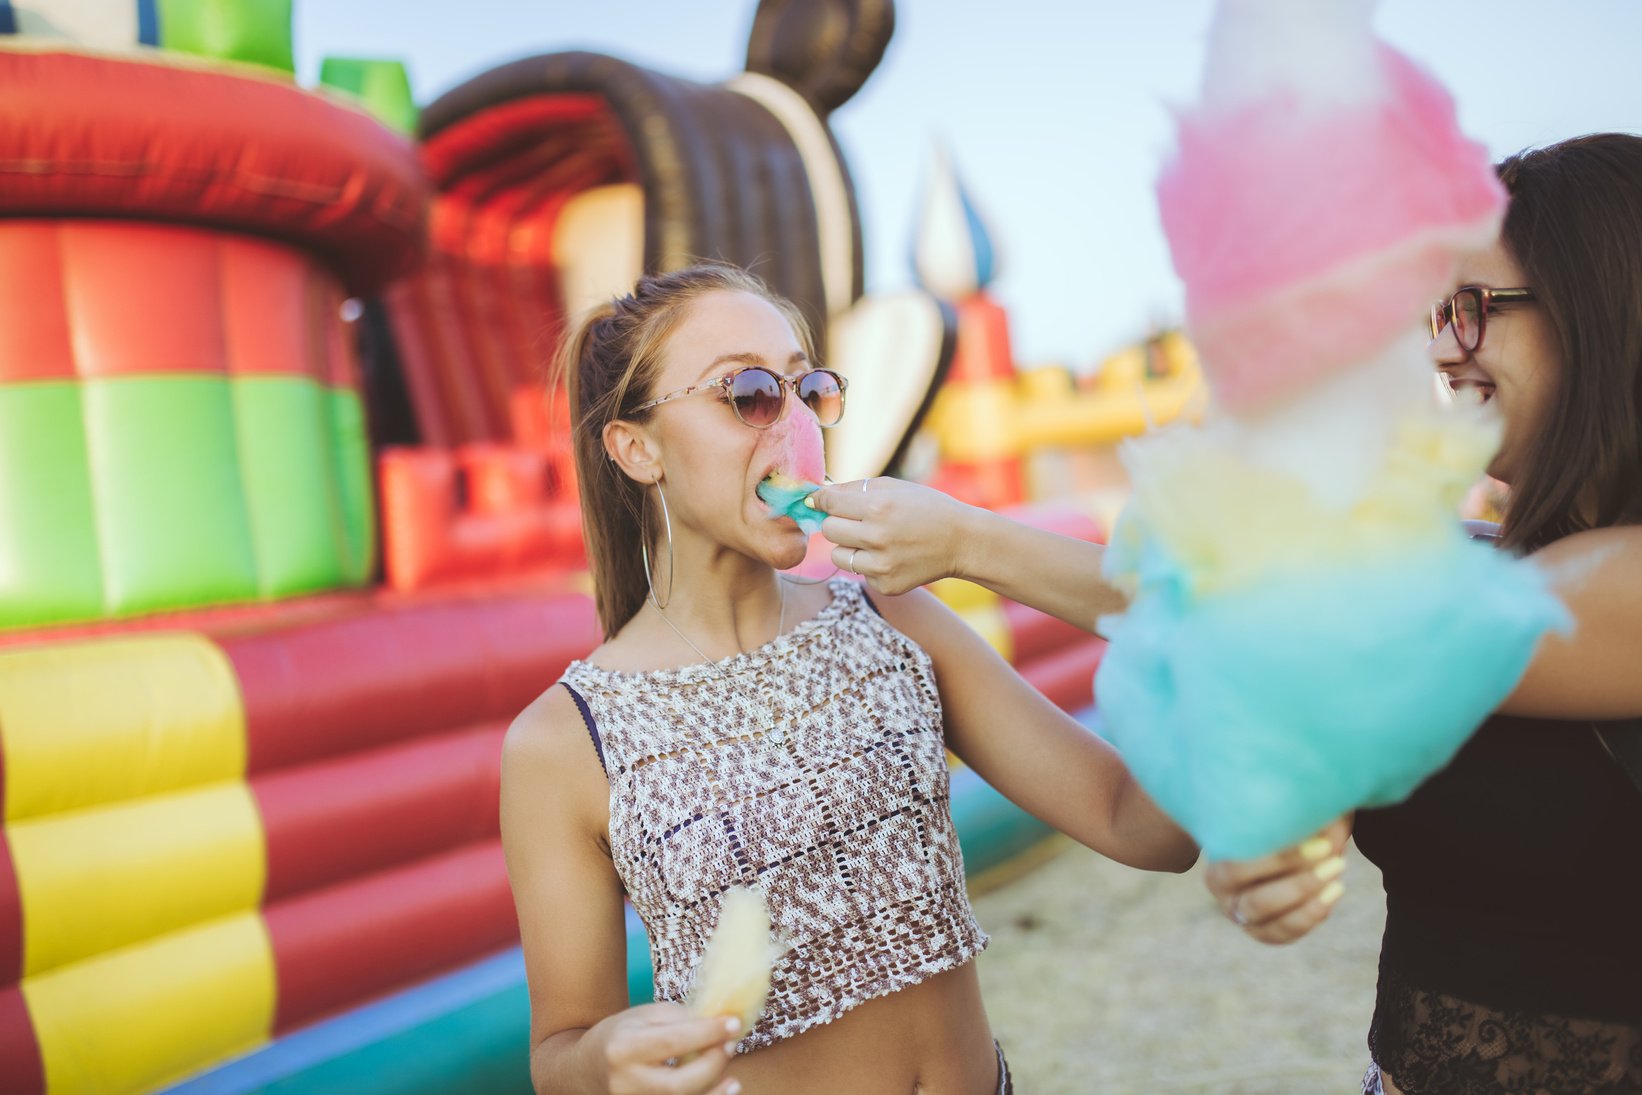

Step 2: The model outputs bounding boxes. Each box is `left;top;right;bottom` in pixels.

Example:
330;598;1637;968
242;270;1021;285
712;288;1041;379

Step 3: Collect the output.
1158;45;1506;410
766;412;826;485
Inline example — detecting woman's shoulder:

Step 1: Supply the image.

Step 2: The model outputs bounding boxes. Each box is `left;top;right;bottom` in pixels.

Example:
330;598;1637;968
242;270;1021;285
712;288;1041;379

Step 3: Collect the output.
849;580;946;629
1528;524;1642;615
1532;522;1642;563
1504;523;1642;718
503;681;602;781
844;581;974;663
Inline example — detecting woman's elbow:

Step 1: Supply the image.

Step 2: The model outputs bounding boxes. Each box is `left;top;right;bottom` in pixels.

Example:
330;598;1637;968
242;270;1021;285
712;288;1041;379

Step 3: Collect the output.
1156;843;1201;874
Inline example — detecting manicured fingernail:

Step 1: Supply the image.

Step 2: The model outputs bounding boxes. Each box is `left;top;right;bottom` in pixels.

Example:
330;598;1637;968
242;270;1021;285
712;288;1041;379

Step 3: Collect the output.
726;1082;743;1095
724;1040;740;1055
802;496;817;509
1318;880;1345;906
723;1017;740;1035
1313;855;1346;882
1299;837;1333;861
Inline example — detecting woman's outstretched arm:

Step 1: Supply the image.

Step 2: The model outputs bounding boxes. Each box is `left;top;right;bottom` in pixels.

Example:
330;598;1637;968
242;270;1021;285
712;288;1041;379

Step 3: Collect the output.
812;478;1126;633
870;585;1196;873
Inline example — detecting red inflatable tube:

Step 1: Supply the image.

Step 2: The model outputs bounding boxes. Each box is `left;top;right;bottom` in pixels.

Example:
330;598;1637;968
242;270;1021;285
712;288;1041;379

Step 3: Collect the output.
253;725;507;904
0;50;429;294
421;94;631;192
0;832;19;987
1004;600;1097;667
1019;637;1109;713
0;985;44;1095
224;592;597;772
265;840;517;1032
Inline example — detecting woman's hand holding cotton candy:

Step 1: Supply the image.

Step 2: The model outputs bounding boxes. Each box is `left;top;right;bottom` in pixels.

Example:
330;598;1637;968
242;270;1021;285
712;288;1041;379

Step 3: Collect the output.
587;1003;742;1095
1203;816;1353;946
810;478;975;594
812;479;1125;631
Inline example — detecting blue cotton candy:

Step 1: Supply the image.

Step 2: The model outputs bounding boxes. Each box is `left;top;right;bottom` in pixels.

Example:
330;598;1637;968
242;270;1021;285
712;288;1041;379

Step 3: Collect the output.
1095;529;1570;860
757;477;826;535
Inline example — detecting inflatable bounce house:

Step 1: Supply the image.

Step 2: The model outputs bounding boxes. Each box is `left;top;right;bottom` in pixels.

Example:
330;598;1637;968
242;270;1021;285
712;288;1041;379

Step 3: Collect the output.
0;2;1163;1091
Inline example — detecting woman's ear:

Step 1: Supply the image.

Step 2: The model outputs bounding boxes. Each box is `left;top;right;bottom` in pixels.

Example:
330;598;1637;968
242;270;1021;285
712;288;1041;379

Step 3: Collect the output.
603;419;663;484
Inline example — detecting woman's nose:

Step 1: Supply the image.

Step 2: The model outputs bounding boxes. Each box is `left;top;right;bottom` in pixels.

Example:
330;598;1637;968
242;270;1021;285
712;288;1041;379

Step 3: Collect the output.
1427;322;1468;366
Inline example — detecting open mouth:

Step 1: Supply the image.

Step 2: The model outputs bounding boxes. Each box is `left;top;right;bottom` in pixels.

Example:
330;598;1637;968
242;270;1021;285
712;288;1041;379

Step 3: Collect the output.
1443;375;1496;406
756;471;825;534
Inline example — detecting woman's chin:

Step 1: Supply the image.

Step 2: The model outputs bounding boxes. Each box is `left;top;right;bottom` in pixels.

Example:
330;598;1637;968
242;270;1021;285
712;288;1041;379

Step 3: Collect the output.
761;525;811;570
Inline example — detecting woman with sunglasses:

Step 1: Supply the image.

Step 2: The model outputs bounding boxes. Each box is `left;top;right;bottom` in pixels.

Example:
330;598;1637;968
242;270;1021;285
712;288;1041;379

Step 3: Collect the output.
815;133;1642;1094
499;262;1196;1095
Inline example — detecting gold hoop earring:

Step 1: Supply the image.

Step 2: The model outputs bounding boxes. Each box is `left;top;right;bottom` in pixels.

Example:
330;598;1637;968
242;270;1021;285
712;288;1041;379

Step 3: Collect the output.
640;479;676;609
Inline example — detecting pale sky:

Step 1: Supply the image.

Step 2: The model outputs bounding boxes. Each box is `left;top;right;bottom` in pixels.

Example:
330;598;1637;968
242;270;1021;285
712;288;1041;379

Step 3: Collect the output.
295;1;1642;370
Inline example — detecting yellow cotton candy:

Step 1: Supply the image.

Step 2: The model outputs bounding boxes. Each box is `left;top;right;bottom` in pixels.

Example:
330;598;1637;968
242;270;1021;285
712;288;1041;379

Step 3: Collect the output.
762;472;805;491
1358;412;1499;526
1117;409;1500;597
689;886;781;1033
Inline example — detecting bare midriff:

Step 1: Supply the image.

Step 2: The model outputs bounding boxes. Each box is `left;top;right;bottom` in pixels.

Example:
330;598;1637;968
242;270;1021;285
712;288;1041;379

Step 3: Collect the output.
723;962;998;1094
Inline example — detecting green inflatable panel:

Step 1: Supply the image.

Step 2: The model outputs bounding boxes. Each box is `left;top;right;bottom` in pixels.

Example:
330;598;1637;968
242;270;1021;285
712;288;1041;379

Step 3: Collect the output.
329;388;377;585
319;57;419;135
252;985;535;1095
0;384;104;628
234;377;349;598
157;0;295;74
84;376;259;618
0;376;374;629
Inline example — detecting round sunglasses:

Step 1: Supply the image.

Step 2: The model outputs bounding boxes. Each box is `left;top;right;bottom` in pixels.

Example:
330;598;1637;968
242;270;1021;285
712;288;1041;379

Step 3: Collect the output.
634;365;848;429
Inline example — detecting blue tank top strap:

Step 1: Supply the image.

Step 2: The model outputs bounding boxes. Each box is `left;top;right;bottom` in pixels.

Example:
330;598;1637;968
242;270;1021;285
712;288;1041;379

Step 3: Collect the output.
560;681;606;773
856;582;883;617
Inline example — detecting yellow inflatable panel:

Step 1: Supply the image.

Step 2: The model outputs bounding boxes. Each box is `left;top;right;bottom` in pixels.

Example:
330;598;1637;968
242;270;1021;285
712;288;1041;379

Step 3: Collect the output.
924;379;1018;462
929;576;997;614
929;579;1012;660
24;911;275;1095
0;634;245;821
11;783;266;976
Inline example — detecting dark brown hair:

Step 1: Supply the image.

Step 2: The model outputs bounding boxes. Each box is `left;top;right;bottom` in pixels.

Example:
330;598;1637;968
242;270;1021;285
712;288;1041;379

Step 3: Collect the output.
1495;133;1642;552
553;262;816;638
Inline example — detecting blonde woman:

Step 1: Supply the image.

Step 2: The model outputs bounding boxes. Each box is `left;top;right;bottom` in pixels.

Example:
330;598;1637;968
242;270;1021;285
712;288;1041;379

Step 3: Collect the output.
500;263;1196;1095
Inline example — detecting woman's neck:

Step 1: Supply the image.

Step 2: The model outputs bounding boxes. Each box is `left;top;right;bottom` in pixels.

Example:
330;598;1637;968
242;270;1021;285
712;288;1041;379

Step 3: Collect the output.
641;541;787;661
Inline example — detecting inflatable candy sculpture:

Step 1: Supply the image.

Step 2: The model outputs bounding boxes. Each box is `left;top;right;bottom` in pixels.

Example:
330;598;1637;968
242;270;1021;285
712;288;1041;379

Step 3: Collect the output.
1094;0;1570;860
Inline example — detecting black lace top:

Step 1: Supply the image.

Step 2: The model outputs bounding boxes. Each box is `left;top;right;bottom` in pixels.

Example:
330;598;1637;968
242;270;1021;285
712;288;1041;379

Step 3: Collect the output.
1354;714;1642;1094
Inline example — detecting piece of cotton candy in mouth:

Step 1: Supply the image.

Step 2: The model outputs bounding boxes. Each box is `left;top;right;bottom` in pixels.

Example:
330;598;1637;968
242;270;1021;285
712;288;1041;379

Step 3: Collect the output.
757;473;826;535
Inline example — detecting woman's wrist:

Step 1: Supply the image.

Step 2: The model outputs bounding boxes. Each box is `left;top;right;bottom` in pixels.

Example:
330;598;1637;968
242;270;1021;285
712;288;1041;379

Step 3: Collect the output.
949;500;997;587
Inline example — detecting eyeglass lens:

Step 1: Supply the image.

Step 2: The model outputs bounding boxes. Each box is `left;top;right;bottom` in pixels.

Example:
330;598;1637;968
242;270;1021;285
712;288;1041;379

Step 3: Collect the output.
727;368;844;427
795;370;844;426
727;368;786;426
1432;288;1484;351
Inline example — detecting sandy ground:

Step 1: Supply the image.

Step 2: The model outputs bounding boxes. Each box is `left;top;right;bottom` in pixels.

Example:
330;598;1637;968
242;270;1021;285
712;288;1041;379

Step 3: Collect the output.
970;839;1387;1095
